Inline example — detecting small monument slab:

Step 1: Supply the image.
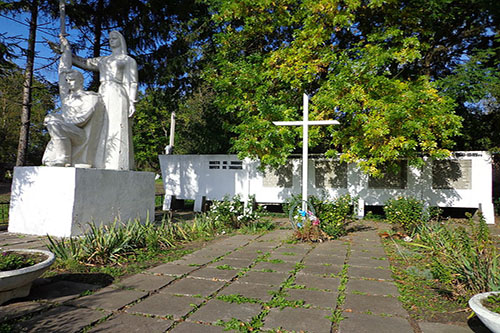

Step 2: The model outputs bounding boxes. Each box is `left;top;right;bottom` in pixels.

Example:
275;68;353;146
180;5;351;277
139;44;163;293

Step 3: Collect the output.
8;166;154;237
315;160;348;188
432;159;472;190
262;163;293;188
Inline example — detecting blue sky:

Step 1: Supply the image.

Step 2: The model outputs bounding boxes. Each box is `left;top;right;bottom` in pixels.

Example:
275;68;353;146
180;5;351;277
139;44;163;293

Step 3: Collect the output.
0;11;62;82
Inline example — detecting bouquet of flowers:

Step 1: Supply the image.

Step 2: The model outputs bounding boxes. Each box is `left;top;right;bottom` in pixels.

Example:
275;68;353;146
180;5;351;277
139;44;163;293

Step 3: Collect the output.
292;208;329;242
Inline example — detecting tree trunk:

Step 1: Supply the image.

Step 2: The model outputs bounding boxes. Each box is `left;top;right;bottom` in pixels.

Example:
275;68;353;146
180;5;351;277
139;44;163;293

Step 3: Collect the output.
15;0;38;166
89;0;103;91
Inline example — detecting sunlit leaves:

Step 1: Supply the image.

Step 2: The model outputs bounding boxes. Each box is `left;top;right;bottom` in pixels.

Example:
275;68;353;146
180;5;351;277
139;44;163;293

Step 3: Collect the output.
204;0;464;174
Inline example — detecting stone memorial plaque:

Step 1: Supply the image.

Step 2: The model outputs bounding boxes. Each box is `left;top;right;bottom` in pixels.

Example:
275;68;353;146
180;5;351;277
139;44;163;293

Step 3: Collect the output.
262;163;293;188
432;159;471;190
315;160;347;188
368;161;407;189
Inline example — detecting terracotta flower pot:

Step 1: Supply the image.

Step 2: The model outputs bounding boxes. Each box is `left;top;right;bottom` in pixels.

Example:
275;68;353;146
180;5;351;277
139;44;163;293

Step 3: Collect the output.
469;291;500;333
0;249;55;305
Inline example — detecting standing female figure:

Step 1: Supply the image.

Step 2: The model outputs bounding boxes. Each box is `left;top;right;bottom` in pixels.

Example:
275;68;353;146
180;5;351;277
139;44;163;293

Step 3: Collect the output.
68;31;138;170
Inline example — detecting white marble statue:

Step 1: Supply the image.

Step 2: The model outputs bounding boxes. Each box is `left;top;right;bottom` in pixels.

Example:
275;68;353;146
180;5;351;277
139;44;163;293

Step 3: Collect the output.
68;31;138;170
42;36;106;168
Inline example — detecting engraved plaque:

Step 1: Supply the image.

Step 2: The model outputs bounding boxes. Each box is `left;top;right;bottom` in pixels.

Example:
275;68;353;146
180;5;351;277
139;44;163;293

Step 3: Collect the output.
368;161;407;189
262;163;293;188
315;160;348;188
432;159;471;190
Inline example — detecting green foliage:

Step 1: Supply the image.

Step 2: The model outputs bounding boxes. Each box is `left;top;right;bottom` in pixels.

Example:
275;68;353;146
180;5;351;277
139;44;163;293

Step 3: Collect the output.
384;197;425;233
317;195;357;238
286;194;356;240
411;213;500;300
0;68;54;166
0;251;36;271
207;195;265;229
484;293;500;314
47;196;267;266
203;0;464;175
47;220;175;266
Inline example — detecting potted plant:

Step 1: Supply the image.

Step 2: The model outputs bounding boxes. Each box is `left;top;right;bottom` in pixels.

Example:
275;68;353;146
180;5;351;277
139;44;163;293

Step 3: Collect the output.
0;249;55;305
469;291;500;333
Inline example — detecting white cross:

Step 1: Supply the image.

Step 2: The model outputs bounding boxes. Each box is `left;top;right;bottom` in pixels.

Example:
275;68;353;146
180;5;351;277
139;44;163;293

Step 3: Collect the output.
273;94;339;211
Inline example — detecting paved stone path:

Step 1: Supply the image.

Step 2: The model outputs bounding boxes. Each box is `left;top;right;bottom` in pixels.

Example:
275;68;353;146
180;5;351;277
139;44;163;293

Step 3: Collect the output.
0;222;491;332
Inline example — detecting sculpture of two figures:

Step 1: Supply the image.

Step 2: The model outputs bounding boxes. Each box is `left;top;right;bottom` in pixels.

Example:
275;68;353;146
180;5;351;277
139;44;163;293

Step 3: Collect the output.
42;31;138;171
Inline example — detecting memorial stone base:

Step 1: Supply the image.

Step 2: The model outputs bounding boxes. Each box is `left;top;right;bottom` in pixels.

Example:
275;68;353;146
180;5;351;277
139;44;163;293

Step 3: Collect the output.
8;167;155;237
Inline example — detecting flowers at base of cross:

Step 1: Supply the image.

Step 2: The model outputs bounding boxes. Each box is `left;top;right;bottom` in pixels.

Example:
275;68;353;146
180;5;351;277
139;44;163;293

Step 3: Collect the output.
293;208;329;242
295;209;320;228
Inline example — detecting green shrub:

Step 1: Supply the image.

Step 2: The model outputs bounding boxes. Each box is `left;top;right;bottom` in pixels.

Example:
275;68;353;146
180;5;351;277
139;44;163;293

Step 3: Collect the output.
384;197;424;233
319;195;356;238
47;196;266;266
207;195;264;229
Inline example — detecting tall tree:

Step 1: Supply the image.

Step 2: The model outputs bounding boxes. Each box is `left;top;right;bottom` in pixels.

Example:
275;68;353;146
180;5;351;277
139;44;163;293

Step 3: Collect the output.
0;67;54;165
15;0;38;166
201;0;500;174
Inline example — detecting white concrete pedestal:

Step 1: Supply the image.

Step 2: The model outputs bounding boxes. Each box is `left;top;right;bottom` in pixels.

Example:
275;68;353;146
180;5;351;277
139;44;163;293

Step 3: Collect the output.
8;167;155;237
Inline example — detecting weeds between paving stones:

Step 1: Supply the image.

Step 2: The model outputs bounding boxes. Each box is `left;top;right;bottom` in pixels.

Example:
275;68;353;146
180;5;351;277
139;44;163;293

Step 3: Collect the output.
214;244;357;331
328;247;350;329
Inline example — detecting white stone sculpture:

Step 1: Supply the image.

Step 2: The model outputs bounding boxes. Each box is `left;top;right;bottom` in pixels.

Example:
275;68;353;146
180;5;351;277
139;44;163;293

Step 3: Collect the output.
71;31;138;170
42;36;106;168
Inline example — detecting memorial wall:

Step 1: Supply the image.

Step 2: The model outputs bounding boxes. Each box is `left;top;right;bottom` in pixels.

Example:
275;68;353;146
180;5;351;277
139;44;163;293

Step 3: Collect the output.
159;152;495;224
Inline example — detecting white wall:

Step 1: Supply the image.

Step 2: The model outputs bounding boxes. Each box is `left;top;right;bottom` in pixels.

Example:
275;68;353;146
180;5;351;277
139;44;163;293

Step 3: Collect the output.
159;152;495;223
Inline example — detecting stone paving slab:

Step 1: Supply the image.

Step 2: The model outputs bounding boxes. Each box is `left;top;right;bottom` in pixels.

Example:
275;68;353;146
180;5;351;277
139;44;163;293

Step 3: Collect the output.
218;282;279;302
243;242;277;250
350;247;387;257
262;307;332;332
273;245;311;255
170;256;213;266
189;249;231;258
348;266;393;281
0;301;51;323
188;266;240;281
419;321;478;333
88;313;173;332
268;252;305;263
236;270;289;286
2;240;48;250
27;280;100;304
339;312;413;333
256;230;291;241
346;278;400;296
161;277;225;297
343;293;407;316
308;245;348;256
225;249;263;260
208;257;254;269
146;263;199;276
66;287;147;311
294;274;340;291
188;299;261;324
126;293;203;319
302;254;346;266
348;256;390;268
251;261;297;273
115;273;176;291
170;321;227;332
15;305;108;333
297;263;342;276
284;288;337;309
